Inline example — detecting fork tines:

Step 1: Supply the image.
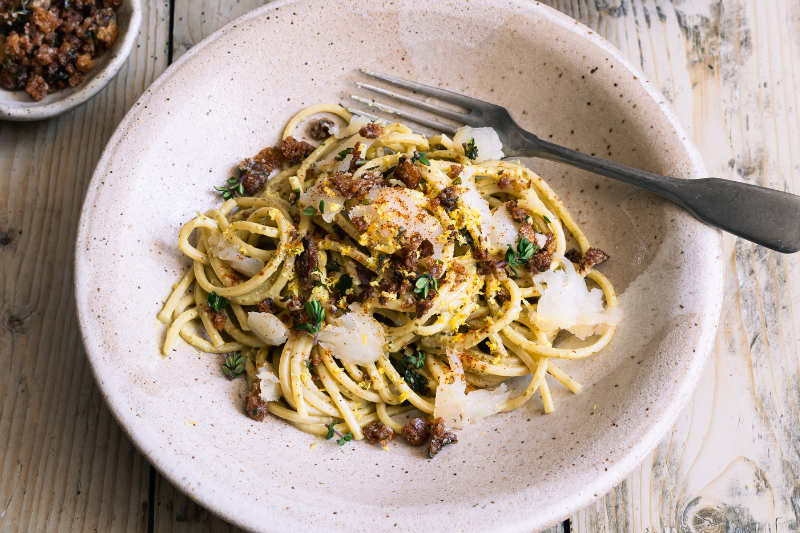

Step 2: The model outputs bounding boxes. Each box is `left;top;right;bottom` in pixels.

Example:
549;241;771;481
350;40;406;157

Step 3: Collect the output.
349;69;483;133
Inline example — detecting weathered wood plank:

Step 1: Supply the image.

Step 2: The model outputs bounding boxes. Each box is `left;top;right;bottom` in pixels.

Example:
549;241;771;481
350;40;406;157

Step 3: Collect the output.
152;472;246;533
538;0;800;531
0;1;170;532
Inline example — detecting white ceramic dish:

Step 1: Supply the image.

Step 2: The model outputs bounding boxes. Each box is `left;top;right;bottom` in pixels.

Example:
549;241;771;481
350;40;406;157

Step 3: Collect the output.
74;1;724;531
0;0;142;121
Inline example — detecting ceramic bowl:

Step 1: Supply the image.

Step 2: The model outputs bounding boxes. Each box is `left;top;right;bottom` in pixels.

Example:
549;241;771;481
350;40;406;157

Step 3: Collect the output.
74;1;724;531
0;0;142;121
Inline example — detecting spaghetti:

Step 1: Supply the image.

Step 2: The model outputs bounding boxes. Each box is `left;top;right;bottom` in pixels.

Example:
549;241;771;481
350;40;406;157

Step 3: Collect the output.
158;104;620;455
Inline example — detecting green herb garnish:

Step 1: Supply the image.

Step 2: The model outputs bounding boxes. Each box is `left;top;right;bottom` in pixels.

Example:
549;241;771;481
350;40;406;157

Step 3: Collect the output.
355;160;368;166
542;215;551;223
404;369;428;395
325;421;354;445
335;147;353;161
293;298;325;343
505;237;538;276
459;228;474;247
452;177;462;185
335;274;353;294
337;433;354;445
311;268;327;288
414;274;438;299
411;152;431;166
463;138;478;160
326;422;337;439
400;351;426;369
327;260;341;273
382;167;396;179
303;200;325;216
326;421;338;439
222;352;246;379
360;199;372;205
214;177;244;200
207;292;229;312
291;188;301;204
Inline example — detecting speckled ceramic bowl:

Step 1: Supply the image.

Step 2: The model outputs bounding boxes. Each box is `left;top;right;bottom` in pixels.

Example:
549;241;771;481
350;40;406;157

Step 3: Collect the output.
0;0;141;121
74;1;724;531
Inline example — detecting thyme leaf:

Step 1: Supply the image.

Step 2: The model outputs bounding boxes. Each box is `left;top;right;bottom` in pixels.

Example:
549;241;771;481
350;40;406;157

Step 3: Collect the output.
334;147;353;161
463;138;478;160
293;298;325;343
400;351;426;369
411;151;430;166
334;274;353;294
207;292;229;312
414;274;438;299
404;369;428;395
505;237;538;276
337;433;354;445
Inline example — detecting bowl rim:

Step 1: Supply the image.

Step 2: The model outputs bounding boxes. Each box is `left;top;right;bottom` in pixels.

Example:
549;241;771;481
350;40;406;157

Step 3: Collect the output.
0;0;143;121
73;1;725;530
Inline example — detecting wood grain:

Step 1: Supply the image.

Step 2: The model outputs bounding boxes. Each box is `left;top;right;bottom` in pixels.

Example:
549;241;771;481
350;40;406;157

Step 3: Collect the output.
540;1;800;532
0;1;169;531
0;0;796;531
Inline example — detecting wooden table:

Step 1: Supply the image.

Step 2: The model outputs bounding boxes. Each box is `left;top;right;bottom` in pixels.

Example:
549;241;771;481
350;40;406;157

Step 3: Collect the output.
2;0;798;531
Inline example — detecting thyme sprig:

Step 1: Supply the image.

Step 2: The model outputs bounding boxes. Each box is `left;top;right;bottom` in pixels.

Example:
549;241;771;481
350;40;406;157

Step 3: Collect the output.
400;352;429;395
222;352;246;379
214;176;245;200
400;351;426;369
505;237;538;276
293;298;325;344
325;421;354;445
399;152;431;167
463;138;478;160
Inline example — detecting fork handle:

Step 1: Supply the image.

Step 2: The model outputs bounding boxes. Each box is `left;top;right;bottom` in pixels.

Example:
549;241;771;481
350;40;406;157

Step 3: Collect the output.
514;137;800;254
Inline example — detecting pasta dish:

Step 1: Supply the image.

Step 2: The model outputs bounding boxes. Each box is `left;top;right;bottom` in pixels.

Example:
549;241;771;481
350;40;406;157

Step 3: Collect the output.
157;104;620;457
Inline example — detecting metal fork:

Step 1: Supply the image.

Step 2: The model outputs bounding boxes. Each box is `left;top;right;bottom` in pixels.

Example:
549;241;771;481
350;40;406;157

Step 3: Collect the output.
350;69;800;254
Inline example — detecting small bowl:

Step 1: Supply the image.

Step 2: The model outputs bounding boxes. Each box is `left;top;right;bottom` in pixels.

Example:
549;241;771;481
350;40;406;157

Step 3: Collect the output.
0;0;142;121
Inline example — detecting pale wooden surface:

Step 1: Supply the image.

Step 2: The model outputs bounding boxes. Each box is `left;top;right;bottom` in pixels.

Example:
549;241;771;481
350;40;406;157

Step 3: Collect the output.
0;1;169;531
1;0;798;532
